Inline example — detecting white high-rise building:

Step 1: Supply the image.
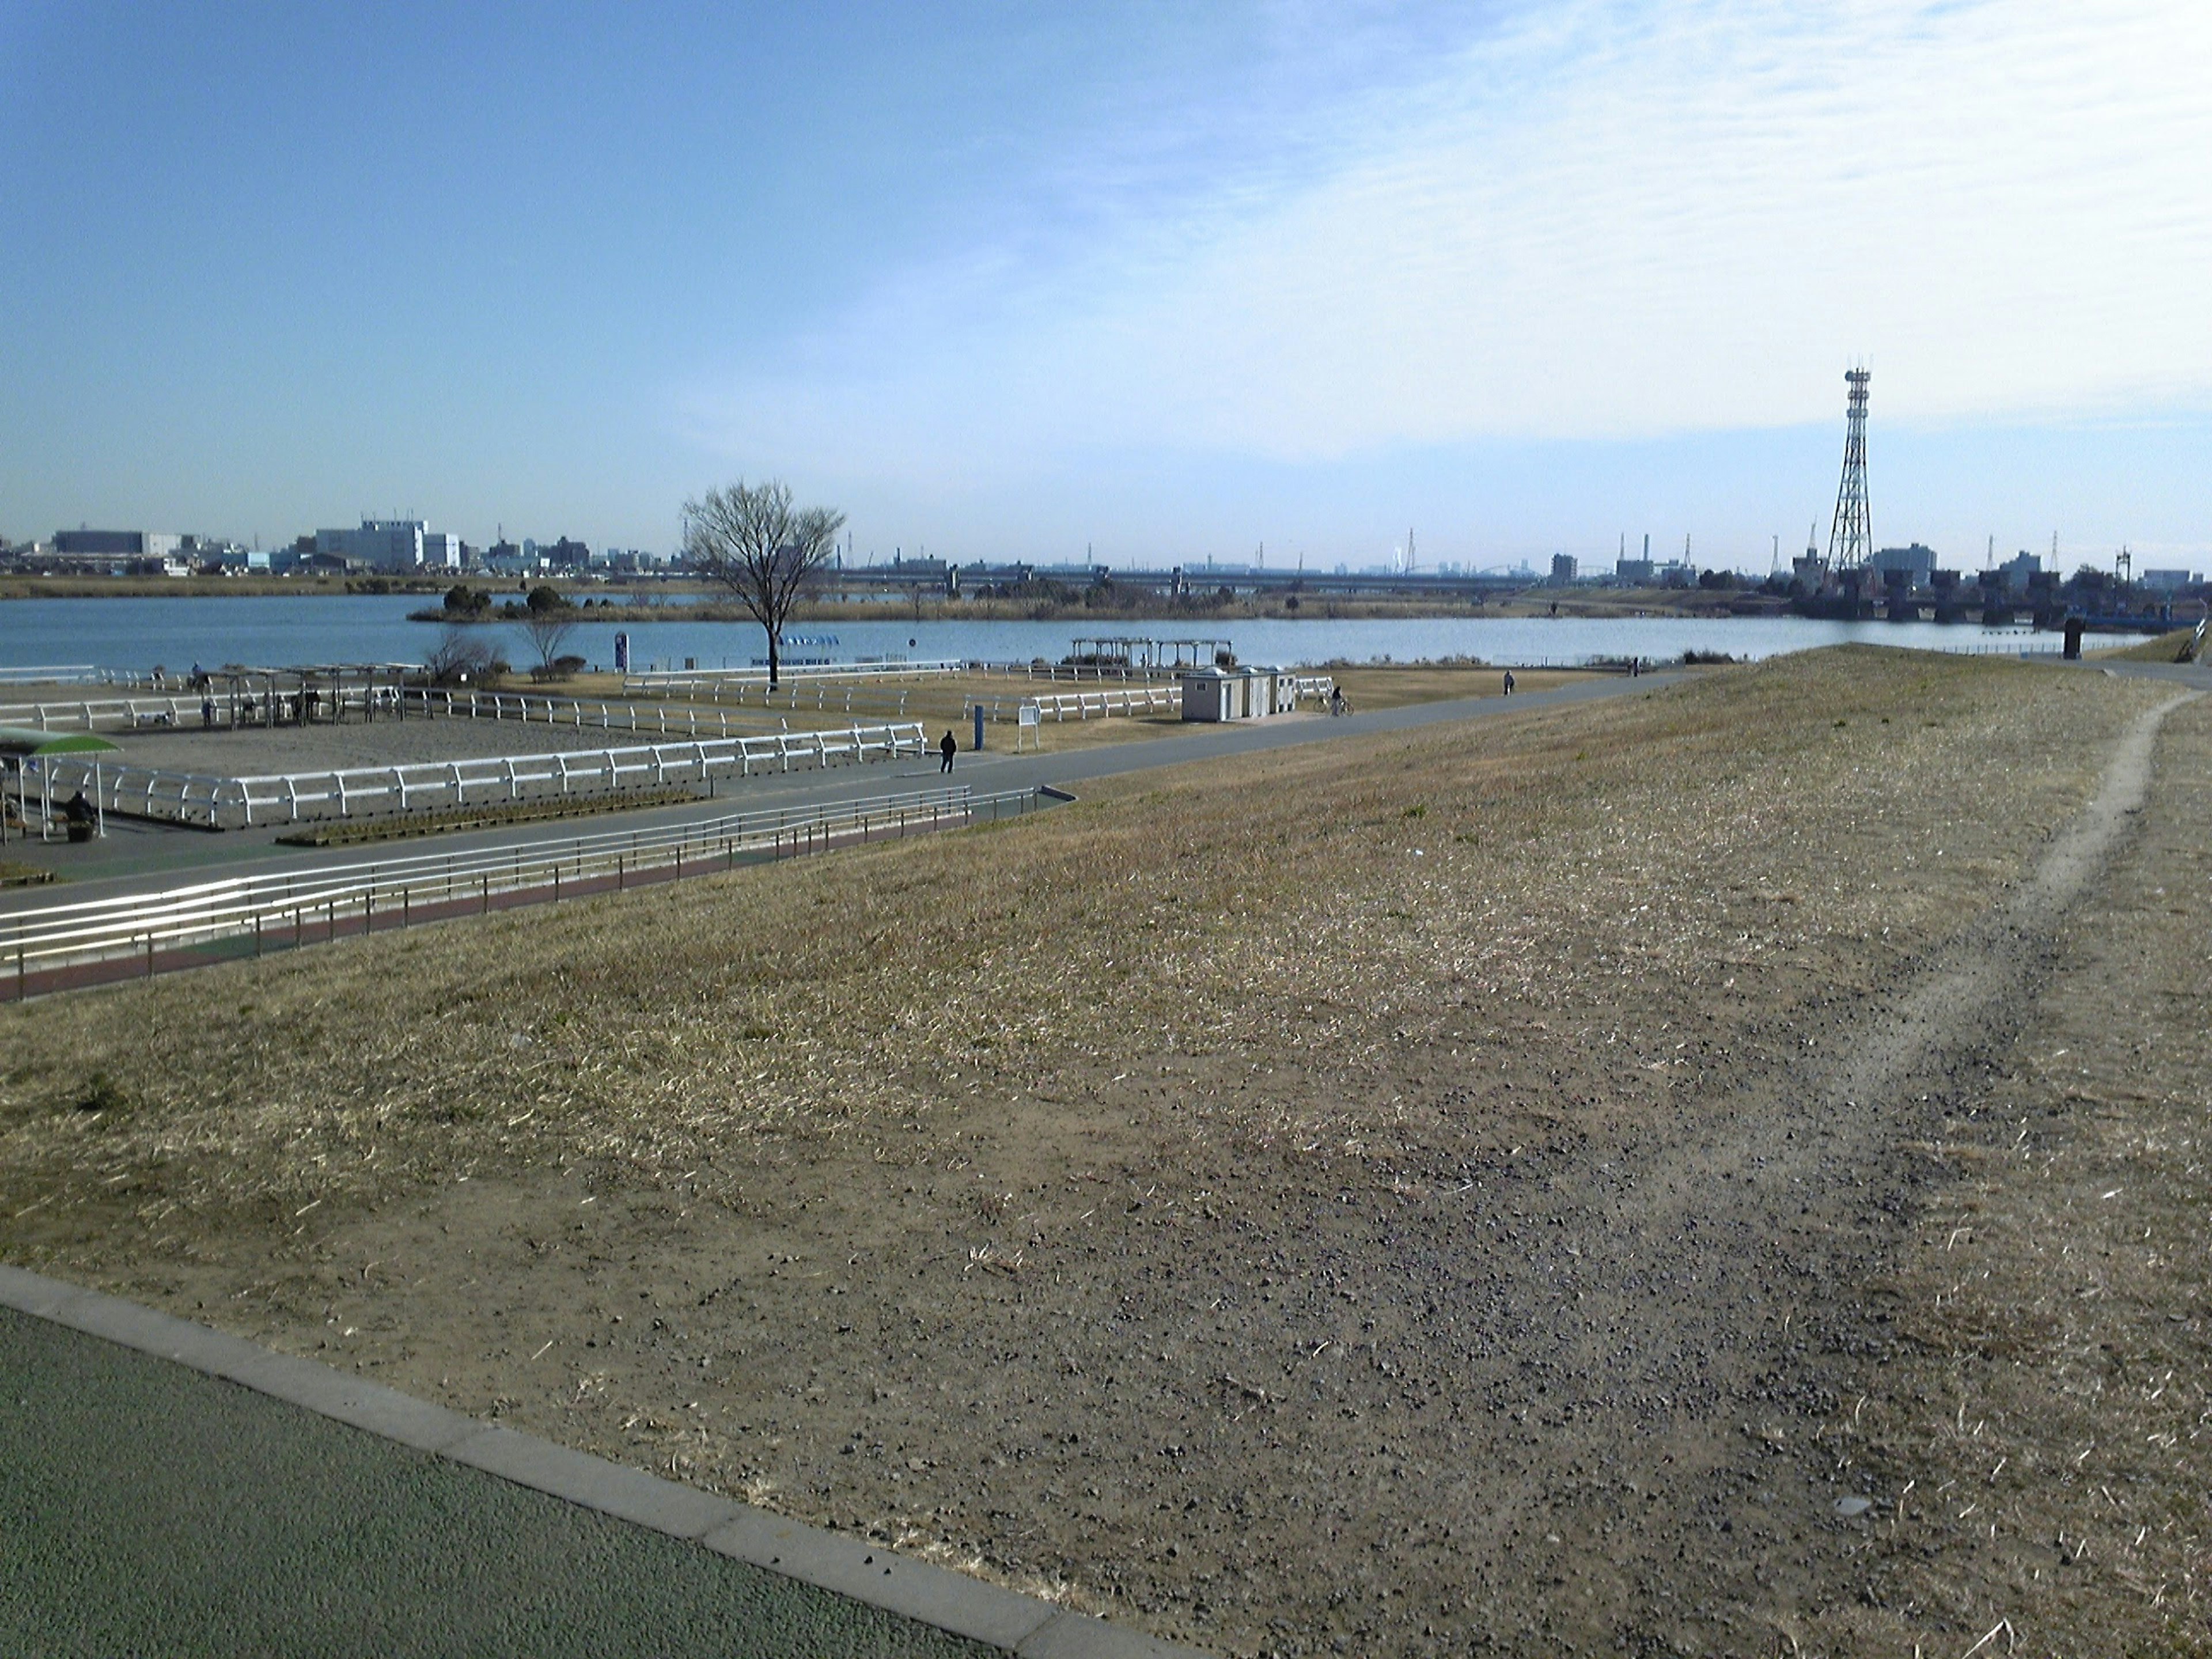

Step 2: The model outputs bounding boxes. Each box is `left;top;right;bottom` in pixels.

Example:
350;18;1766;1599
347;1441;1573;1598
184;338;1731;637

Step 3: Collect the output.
315;519;427;570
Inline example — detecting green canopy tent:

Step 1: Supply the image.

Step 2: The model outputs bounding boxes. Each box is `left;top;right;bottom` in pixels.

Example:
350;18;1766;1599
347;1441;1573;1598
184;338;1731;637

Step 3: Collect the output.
0;727;119;842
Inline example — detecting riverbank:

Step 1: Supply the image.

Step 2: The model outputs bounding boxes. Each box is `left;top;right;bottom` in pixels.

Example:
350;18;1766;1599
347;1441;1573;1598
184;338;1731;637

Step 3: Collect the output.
407;592;1786;626
0;575;433;600
3;649;2198;1656
15;573;1778;625
0;591;2144;690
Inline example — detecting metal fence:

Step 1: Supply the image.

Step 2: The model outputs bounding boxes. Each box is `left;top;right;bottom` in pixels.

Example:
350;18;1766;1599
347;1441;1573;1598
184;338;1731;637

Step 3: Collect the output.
624;660;963;695
965;683;1184;723
967;661;1184;683
403;687;790;736
0;686;416;733
46;722;927;830
2;783;1056;999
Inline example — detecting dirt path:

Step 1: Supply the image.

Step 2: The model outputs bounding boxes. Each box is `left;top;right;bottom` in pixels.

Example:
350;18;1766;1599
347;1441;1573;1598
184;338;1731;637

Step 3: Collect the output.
1800;691;2212;1656
1491;691;2197;1654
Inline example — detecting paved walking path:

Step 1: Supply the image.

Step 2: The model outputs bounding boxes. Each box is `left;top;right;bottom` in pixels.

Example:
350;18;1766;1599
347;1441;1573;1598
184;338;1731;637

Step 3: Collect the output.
0;1267;1200;1658
0;670;1676;912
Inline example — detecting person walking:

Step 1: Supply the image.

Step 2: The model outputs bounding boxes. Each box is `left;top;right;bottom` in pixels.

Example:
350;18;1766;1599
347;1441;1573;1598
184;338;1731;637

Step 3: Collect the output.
940;729;957;773
1502;670;1516;696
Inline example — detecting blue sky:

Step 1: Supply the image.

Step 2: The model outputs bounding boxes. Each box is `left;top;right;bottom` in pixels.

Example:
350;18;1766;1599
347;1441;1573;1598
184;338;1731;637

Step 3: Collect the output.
4;1;2208;570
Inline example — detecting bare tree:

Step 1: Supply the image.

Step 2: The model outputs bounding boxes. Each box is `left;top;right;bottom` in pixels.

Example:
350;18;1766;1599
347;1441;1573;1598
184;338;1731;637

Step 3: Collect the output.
423;625;505;686
683;479;846;686
517;609;579;681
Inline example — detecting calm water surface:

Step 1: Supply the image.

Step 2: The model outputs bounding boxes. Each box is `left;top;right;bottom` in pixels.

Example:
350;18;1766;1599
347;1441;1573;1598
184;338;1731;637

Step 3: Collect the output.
0;593;2134;676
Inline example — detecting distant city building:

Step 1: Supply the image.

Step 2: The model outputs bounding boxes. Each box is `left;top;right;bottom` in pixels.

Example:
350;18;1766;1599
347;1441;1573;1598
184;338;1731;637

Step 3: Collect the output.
1870;543;1937;581
1997;551;2041;593
544;536;590;571
316;519;427;571
55;529;182;559
422;531;463;570
1549;553;1577;586
2139;568;2199;590
1615;557;1655;584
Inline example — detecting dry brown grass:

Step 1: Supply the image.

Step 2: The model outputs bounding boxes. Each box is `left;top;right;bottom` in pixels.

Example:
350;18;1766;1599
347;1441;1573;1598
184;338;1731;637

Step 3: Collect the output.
1322;664;1601;710
1816;696;2212;1656
7;647;2095;1227
2094;627;2199;664
0;646;2188;1656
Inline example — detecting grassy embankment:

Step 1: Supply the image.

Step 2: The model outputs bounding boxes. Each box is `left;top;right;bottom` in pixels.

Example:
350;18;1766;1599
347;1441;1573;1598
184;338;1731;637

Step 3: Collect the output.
2094;626;2202;664
0;646;2192;1655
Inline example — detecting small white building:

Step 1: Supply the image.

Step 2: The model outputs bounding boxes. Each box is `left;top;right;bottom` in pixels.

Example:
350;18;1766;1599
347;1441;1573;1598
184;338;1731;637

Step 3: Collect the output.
1180;664;1294;722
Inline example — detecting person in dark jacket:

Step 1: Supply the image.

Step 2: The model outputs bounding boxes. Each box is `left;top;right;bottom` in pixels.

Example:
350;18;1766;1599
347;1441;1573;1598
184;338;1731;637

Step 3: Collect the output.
940;730;957;772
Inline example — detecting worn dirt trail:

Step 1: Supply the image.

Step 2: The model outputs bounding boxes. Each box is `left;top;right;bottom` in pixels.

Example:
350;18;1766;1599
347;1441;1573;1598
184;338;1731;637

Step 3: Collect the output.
1486;691;2196;1655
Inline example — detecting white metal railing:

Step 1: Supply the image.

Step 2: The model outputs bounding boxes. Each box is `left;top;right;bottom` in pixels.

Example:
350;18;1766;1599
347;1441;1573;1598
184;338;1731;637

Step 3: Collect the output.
968;661;1184;683
453;681;922;722
44;722;927;830
404;687;790;736
624;660;962;693
966;684;1183;723
0;684;412;732
2;783;1055;997
0;665;101;685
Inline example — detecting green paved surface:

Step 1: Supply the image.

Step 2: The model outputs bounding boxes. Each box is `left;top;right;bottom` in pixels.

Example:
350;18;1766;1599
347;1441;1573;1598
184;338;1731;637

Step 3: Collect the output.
0;1308;991;1659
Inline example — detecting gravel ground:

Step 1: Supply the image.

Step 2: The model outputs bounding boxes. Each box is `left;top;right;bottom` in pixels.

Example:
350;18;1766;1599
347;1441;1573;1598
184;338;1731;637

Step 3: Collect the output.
0;649;2194;1657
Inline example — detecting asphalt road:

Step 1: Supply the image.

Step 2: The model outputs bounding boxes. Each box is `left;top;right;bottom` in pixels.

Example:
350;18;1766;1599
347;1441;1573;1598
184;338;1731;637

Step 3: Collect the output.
0;1306;993;1659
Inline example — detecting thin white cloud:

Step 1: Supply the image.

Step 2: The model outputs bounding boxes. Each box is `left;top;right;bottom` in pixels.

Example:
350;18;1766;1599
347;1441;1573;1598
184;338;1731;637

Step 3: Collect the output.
681;0;2212;483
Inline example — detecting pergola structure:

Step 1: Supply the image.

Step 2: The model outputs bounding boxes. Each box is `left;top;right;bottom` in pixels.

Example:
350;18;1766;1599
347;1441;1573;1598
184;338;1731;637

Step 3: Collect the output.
1066;637;1231;672
189;664;419;728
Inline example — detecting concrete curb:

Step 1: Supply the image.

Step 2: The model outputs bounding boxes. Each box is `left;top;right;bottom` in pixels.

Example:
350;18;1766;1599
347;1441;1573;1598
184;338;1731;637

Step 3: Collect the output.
0;1263;1211;1659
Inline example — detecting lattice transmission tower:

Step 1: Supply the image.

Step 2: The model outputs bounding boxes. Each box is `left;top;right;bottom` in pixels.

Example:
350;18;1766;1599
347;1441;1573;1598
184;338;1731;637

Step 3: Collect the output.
1827;366;1872;572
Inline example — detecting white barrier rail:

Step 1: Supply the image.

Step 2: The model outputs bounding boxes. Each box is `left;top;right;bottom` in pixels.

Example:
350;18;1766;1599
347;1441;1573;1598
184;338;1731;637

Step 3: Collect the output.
965;684;1183;723
46;722;927;830
624;660;962;694
968;661;1183;683
2;783;1052;995
0;687;418;732
0;665;101;686
405;687;792;736
507;678;926;719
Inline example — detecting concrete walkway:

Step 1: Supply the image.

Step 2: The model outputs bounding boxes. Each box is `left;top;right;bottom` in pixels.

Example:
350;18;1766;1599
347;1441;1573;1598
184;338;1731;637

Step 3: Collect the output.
0;671;1676;912
0;1267;1200;1658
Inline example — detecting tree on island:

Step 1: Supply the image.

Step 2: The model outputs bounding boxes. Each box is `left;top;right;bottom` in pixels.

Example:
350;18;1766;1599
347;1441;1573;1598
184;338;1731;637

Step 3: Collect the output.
682;479;846;687
442;583;493;619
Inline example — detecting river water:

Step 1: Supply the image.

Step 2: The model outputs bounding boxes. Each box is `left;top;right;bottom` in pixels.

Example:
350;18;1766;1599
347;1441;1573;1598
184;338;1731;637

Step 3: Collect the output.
0;593;2137;676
